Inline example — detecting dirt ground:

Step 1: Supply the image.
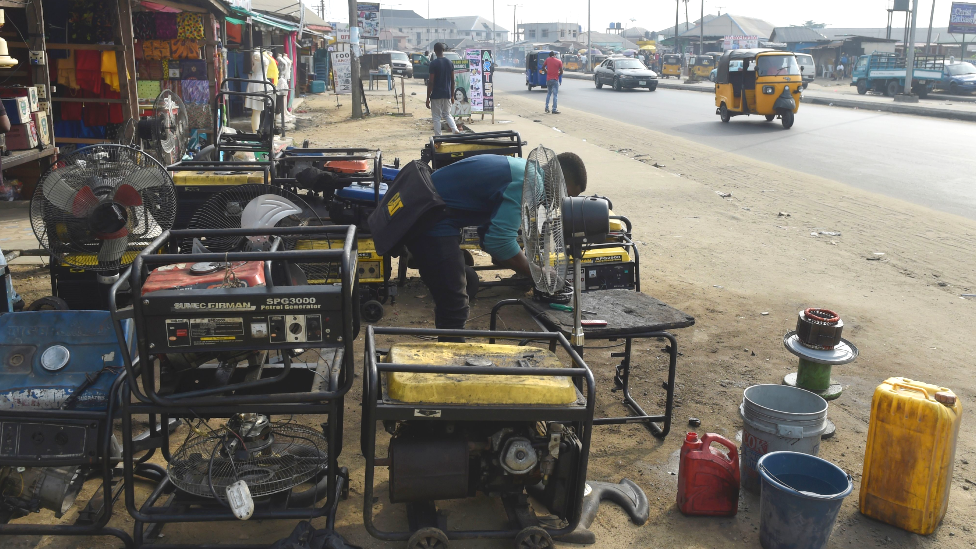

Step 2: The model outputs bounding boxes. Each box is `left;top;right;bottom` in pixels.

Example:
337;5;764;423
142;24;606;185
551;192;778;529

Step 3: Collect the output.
4;79;975;549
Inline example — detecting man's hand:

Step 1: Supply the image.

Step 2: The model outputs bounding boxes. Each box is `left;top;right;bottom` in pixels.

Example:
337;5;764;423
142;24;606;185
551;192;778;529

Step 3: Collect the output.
426;97;431;109
492;251;532;278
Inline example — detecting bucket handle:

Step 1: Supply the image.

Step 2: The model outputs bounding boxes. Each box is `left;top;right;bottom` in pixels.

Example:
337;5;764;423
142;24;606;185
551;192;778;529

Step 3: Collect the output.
758;463;852;500
701;433;738;465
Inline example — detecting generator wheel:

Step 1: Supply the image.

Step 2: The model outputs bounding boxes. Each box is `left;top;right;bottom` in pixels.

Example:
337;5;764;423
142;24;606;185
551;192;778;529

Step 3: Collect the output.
514;526;554;549
362;300;384;323
407;527;449;549
25;296;69;311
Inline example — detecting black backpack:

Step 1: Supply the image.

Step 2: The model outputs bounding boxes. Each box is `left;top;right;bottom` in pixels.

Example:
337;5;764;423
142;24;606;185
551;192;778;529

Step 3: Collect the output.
367;160;445;256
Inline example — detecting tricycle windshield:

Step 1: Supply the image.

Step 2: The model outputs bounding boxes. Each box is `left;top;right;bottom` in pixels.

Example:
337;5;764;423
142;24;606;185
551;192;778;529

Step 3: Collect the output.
756;55;800;76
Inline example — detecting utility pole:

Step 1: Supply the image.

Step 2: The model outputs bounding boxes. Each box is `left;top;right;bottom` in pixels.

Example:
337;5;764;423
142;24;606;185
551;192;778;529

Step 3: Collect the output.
349;0;362;118
684;0;690;32
904;0;920;98
925;0;936;53
492;0;496;53
587;0;591;72
700;0;704;55
675;0;680;57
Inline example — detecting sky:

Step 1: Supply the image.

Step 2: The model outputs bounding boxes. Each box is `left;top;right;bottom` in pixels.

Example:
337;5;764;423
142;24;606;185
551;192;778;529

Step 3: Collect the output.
315;0;956;32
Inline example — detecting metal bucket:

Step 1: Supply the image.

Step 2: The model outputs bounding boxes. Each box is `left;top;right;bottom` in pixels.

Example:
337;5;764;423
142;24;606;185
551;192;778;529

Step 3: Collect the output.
739;384;828;492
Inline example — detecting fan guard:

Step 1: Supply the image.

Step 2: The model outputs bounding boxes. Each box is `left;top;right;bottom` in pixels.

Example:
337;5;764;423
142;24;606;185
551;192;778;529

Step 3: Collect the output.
138;89;189;166
522;145;568;295
29;144;177;273
167;421;328;500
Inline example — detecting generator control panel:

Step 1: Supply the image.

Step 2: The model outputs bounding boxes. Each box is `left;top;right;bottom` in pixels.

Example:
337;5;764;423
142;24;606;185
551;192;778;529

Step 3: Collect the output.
140;285;348;353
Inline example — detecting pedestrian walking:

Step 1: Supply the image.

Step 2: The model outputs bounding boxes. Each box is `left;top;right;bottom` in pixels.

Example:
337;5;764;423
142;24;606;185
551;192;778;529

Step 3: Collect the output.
426;42;460;136
543;51;563;114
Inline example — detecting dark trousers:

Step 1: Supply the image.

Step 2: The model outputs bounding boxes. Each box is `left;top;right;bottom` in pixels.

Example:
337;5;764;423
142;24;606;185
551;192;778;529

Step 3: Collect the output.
406;235;469;339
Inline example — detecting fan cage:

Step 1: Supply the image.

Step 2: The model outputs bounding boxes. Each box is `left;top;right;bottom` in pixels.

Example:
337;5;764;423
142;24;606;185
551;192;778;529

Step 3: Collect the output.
181;184;343;283
167;422;328;500
152;89;190;166
29;144;177;273
522;145;568;295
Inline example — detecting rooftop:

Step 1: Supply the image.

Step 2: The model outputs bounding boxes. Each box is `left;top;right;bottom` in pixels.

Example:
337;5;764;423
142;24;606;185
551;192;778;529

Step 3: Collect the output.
769;26;829;43
444;15;508;33
677;14;776;39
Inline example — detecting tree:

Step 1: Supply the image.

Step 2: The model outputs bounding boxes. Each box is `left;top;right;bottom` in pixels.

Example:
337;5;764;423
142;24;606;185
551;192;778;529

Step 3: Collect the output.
801;20;827;29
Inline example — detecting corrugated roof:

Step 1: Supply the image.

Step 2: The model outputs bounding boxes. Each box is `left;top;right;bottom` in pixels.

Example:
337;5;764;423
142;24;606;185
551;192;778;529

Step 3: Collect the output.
678;14;775;39
444;16;508;33
769;26;828;43
248;0;328;28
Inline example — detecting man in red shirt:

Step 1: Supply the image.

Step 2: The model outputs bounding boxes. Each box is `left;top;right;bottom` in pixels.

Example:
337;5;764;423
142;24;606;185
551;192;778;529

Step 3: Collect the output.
543;51;563;114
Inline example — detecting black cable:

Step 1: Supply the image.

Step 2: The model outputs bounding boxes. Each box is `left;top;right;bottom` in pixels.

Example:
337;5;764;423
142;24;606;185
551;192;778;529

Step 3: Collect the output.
207;440;231;507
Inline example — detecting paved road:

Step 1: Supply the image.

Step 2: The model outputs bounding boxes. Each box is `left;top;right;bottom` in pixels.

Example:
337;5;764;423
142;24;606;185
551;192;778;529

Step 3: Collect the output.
496;71;976;220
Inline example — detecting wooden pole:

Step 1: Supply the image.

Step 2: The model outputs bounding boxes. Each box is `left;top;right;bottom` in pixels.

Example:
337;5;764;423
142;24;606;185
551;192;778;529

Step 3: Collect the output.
114;0;139;121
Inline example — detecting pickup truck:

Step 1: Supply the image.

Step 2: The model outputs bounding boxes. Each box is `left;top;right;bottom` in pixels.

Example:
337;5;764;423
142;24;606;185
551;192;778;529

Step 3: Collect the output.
851;52;943;98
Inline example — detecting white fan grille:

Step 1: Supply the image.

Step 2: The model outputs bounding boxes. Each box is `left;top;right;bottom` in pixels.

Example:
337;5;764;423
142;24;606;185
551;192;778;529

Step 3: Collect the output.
522;146;567;295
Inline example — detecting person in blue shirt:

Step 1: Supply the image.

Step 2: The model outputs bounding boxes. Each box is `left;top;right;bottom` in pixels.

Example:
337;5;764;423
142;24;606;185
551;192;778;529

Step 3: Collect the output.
405;152;588;335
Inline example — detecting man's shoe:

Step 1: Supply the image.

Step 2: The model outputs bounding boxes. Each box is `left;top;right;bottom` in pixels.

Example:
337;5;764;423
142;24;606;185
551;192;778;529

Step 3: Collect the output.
551;109;560;114
545;107;550;113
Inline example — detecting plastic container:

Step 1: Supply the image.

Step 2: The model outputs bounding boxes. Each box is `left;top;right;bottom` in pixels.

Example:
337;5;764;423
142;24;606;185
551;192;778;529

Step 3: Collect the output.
740;384;828;492
758;451;852;549
677;432;740;516
859;377;962;534
310;80;326;94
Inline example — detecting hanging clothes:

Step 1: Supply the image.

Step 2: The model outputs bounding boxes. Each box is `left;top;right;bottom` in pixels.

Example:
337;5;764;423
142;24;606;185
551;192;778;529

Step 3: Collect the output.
179;80;209;104
180;60;207;80
101;51;120;92
57;50;79;90
75;50;102;94
59;88;84;121
170;39;201;60
133;12;156;40
155;13;179;40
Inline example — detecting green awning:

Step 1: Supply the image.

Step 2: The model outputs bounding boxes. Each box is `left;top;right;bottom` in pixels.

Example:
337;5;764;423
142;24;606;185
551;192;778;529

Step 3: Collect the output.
230;7;299;32
225;16;246;25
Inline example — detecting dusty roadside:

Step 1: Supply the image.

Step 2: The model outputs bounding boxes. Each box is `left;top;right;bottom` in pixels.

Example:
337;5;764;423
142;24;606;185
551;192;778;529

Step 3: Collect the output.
5;79;974;549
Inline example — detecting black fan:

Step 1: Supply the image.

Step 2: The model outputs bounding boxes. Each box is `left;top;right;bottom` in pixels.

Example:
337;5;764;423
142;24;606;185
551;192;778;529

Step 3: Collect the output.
137;89;189;166
30;144;177;273
183;184;322;253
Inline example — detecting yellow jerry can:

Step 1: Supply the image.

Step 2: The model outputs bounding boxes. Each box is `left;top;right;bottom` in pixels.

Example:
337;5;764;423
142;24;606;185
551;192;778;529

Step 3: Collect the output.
859;377;962;534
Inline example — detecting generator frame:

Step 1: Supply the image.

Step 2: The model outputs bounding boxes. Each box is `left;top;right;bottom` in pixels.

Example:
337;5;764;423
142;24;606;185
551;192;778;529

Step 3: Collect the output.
361;326;595;543
109;226;359;548
423;131;525;170
274;148;398;320
0;371;163;549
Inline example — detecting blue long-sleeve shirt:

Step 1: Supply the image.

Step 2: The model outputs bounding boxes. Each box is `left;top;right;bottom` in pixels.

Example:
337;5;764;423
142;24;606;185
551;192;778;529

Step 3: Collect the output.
426;155;527;261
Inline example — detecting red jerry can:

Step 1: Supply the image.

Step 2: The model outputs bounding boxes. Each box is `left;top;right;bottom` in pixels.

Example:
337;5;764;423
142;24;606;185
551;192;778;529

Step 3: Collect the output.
677;432;740;516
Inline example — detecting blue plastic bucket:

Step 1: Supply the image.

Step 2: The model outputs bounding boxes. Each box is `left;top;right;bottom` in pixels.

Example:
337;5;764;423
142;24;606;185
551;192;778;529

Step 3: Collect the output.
757;451;852;549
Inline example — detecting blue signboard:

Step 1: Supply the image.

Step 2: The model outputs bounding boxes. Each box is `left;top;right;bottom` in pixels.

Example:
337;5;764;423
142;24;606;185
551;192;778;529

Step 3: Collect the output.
949;2;976;34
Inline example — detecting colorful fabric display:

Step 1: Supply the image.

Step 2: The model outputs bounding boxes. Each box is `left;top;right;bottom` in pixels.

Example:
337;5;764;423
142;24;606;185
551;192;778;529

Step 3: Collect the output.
176;13;205;40
155;13;179;40
75;50;102;94
142;40;172;60
57;51;79;90
180;79;209;104
137;80;161;100
133;12;156;40
180;59;207;80
170;39;201;60
185;103;212;129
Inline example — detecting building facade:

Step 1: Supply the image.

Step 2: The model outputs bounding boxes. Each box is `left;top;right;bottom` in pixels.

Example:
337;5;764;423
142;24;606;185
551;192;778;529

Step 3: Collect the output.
518;22;579;42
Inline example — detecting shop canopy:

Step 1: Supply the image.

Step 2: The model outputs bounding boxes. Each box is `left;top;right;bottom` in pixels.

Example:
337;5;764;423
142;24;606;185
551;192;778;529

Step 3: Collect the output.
231;6;300;31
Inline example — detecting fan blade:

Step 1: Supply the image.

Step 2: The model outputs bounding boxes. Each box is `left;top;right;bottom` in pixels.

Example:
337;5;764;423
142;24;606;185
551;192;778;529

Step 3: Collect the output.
97;236;129;264
113;184;143;207
41;171;85;212
241;195;303;229
70;186;100;218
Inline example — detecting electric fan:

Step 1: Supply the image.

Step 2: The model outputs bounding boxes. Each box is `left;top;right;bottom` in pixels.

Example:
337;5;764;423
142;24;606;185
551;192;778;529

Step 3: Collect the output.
29;144;178;277
137;89;190;166
522;145;609;348
168;413;329;504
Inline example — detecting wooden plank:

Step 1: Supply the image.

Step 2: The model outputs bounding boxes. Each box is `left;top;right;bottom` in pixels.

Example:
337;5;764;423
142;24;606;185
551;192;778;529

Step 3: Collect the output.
24;0;53;148
0;0;31;8
136;0;208;13
51;97;127;103
54;137;109;144
115;0;138;122
0;146;57;171
204;12;217;104
44;43;127;51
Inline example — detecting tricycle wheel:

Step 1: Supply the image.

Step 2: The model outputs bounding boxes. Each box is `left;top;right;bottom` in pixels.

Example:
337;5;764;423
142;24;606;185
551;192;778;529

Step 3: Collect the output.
781;110;795;130
719;103;731;123
594;75;603;89
886;80;901;97
765;114;775;122
856;80;868;95
527;84;533;91
361;300;384;323
407;527;449;549
514;526;554;549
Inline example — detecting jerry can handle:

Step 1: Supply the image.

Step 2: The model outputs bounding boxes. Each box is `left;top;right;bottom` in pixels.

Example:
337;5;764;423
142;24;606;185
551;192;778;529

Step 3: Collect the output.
701;433;738;464
888;381;932;400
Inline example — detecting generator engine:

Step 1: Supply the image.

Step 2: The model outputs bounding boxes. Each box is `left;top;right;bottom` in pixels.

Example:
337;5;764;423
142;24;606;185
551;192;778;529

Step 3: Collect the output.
385;420;582;518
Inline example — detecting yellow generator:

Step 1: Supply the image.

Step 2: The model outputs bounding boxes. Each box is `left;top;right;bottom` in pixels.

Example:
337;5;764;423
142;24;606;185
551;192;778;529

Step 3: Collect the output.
422;131;525;170
167;161;272;230
362;326;620;548
296;236;394;323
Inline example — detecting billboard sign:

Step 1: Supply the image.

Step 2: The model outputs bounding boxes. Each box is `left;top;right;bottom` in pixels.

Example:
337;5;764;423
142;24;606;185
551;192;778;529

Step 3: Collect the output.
723;35;759;50
357;3;380;39
949;2;976;34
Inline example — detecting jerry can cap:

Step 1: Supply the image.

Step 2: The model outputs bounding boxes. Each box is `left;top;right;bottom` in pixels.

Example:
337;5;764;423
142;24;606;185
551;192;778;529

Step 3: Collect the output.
934;391;956;406
685;432;699;442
